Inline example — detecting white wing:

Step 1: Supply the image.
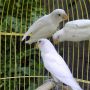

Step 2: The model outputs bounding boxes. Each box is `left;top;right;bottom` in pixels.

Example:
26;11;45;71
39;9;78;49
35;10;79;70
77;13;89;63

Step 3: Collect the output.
22;15;50;41
43;53;82;90
43;53;72;79
65;19;90;29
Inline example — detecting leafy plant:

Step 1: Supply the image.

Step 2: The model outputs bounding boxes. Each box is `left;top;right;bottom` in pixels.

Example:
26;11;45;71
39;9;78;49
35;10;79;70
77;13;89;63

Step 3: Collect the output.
0;0;47;90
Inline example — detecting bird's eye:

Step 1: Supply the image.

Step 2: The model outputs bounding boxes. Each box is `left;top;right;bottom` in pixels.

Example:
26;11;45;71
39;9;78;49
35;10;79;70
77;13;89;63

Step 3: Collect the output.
39;40;41;43
58;14;61;16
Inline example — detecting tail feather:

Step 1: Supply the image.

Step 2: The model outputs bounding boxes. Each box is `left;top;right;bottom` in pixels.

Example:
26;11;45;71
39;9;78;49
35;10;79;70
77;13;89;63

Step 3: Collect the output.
72;86;83;90
22;30;32;41
25;39;37;44
69;78;83;90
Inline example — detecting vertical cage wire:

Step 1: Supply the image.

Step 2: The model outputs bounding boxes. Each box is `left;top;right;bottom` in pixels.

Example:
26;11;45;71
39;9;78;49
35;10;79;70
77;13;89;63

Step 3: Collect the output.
0;0;90;90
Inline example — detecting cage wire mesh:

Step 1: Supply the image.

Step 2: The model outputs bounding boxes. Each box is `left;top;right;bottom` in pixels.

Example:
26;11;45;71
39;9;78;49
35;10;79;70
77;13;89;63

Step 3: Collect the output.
0;0;90;90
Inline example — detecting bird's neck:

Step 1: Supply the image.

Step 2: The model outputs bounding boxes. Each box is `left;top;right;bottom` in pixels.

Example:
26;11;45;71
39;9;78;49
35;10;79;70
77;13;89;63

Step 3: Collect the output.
49;14;60;27
59;29;66;41
40;45;57;56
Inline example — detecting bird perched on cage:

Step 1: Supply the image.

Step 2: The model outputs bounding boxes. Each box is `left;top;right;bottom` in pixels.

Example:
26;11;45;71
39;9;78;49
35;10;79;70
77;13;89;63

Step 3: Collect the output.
37;38;83;90
22;9;68;44
52;19;90;44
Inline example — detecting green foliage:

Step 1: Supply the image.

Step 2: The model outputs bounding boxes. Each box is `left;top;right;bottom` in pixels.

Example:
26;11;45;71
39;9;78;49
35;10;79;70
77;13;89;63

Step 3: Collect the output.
1;16;27;33
0;0;47;90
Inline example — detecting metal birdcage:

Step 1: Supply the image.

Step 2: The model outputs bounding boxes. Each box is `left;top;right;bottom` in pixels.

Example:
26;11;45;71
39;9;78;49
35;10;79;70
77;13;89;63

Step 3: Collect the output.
0;0;90;90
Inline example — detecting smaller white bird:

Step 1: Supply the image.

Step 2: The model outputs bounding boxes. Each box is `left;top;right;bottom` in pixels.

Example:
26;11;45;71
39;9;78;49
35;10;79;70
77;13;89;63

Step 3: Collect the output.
22;9;68;44
37;38;83;90
53;19;90;44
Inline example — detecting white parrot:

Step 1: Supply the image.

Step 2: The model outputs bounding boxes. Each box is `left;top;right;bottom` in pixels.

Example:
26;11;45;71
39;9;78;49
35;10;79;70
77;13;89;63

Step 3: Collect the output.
37;38;83;90
22;9;68;44
53;19;90;44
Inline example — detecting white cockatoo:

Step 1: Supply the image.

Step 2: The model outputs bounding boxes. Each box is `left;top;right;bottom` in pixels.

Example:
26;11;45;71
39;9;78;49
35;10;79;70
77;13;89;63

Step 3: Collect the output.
37;38;83;90
53;19;90;44
22;9;68;44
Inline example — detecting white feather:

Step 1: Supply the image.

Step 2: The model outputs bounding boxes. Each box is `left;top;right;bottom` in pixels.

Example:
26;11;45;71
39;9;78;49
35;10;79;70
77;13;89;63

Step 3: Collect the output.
53;19;90;42
38;39;83;90
22;9;68;44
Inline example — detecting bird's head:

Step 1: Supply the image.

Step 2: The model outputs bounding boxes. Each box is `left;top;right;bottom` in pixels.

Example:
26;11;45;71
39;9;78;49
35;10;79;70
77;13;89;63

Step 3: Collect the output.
36;39;56;54
50;9;68;23
52;29;64;44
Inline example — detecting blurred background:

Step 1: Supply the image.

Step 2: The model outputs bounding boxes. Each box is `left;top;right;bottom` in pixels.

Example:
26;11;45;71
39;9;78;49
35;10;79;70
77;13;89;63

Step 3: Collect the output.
0;0;90;90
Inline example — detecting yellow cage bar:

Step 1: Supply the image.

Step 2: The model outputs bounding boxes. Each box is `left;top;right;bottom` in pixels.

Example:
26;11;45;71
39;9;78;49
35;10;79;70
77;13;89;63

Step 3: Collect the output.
0;0;90;90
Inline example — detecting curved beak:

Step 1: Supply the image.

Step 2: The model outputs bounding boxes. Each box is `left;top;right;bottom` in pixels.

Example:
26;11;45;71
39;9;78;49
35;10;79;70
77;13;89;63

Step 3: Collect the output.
62;14;68;20
53;39;59;45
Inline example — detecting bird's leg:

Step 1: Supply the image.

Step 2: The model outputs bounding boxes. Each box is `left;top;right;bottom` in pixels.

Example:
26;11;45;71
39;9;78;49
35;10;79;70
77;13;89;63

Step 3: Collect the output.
54;85;59;90
51;75;63;90
54;82;64;90
44;78;54;83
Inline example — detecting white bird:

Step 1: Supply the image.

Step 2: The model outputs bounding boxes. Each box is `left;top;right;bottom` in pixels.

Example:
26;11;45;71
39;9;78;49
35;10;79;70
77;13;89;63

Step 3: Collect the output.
53;19;90;44
22;9;68;44
37;38;83;90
